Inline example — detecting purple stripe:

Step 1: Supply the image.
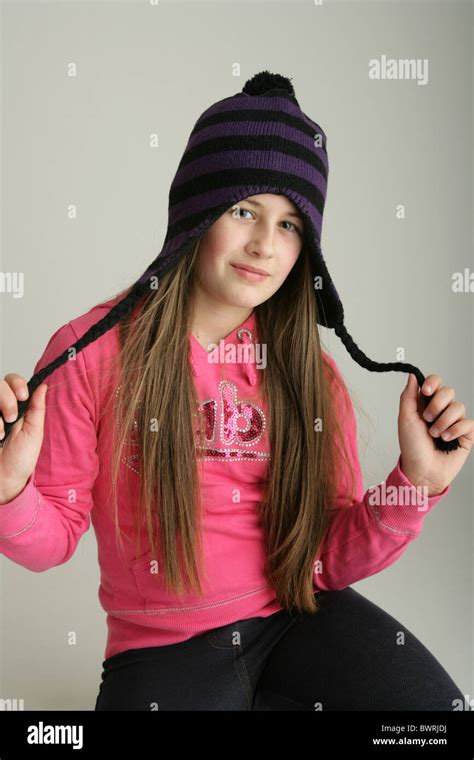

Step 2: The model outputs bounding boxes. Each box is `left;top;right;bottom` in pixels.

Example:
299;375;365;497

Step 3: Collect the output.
185;120;328;170
199;93;326;138
172;149;327;194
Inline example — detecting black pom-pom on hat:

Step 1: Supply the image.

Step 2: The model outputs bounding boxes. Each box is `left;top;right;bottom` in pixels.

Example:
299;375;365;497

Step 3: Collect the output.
242;70;296;99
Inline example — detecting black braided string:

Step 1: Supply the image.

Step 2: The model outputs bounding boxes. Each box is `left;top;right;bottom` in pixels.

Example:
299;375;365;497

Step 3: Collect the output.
334;321;460;453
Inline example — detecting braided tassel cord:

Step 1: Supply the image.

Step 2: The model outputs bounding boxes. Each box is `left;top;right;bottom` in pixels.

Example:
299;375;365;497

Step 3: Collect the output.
334;321;460;453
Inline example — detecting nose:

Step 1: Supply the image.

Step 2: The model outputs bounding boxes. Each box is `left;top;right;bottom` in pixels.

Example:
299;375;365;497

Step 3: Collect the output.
245;220;276;258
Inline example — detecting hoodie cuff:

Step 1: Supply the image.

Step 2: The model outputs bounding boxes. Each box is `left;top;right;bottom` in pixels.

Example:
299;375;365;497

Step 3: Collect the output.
0;474;40;538
366;454;451;536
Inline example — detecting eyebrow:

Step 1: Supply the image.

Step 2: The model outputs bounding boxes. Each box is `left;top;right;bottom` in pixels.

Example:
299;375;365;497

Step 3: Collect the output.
243;198;304;221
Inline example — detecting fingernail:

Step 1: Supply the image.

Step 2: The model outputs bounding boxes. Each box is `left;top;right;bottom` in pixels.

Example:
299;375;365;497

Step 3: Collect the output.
424;384;432;393
430;427;439;437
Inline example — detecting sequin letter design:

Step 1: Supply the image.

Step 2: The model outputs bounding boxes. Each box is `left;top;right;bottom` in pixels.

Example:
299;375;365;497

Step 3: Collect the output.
195;379;269;462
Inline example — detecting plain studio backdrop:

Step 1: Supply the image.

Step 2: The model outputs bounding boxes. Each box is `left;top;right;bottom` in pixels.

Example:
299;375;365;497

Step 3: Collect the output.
0;0;472;710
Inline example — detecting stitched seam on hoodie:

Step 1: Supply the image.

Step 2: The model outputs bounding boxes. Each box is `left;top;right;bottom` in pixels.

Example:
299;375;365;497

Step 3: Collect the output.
107;584;273;615
367;500;420;536
318;503;419;559
0;489;41;538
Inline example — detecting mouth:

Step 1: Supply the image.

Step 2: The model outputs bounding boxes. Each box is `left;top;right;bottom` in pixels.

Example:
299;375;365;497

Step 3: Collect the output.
231;263;270;283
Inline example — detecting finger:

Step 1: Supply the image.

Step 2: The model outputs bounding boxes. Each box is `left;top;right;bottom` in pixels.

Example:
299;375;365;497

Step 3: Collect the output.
421;375;442;396
422;385;456;422
439;419;474;447
3;374;29;401
425;401;466;437
20;383;48;437
0;378;23;424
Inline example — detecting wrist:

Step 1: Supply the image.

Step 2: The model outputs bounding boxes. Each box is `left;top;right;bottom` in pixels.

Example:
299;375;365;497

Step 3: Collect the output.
398;457;444;497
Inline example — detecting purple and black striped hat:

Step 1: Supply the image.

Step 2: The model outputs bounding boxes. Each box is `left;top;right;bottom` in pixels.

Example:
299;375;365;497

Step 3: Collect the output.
138;70;341;330
1;70;459;452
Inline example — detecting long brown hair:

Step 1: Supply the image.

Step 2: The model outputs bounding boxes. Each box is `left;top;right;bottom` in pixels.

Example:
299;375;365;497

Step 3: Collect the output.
100;236;359;614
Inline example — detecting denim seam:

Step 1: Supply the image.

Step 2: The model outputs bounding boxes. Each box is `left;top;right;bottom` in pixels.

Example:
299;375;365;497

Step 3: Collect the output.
254;686;313;711
232;645;253;709
206;634;234;650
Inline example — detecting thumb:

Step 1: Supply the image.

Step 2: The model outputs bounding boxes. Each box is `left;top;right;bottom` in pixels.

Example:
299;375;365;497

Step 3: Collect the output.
20;383;48;438
403;372;415;391
400;373;420;417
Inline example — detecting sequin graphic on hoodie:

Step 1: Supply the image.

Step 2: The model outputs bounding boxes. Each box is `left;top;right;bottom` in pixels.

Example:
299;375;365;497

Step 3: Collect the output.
116;315;269;473
194;379;269;462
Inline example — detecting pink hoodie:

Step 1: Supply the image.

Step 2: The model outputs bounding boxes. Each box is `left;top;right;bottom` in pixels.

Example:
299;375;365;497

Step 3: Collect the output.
0;296;451;660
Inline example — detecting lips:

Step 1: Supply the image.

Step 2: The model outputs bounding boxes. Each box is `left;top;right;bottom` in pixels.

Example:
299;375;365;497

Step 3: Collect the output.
231;264;269;276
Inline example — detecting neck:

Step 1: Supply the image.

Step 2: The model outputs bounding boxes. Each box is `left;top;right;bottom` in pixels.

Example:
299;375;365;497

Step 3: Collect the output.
190;290;253;347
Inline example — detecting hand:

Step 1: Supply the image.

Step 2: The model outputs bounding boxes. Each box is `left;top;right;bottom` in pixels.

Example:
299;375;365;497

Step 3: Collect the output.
0;374;48;503
398;373;473;496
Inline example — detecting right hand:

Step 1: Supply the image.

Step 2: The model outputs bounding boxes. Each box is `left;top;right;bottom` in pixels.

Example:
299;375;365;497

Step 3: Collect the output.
0;375;48;504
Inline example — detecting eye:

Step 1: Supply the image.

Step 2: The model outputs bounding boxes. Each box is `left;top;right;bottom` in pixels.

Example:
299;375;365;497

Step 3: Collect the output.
230;205;302;235
280;220;301;235
231;204;253;220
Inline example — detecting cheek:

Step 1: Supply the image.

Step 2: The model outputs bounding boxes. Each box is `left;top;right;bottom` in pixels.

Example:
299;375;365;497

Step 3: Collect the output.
200;247;222;273
198;224;236;271
209;223;236;253
274;249;300;283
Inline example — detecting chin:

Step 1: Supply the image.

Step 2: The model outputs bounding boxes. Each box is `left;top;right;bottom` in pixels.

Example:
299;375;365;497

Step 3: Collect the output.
220;289;256;308
226;299;256;310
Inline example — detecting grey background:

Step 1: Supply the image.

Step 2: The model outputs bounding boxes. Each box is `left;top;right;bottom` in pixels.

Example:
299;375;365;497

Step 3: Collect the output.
0;0;472;710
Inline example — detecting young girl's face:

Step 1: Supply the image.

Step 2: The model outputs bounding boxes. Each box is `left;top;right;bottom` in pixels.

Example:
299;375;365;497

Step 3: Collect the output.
194;193;304;309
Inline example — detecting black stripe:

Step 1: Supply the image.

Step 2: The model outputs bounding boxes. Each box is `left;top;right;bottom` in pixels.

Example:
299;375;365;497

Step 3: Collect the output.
170;167;325;210
166;169;325;239
189;108;327;149
252;89;300;105
175;134;328;181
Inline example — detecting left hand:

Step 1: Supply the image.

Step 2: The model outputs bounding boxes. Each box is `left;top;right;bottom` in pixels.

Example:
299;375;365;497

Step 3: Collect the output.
398;373;474;496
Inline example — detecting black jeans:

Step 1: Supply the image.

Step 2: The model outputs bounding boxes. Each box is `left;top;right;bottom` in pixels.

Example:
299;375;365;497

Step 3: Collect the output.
94;587;465;711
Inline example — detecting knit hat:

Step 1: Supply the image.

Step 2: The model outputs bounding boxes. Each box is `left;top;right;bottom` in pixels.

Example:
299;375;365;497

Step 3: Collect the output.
1;70;458;452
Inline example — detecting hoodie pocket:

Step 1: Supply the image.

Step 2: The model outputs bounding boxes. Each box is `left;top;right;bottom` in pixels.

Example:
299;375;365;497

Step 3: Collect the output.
130;549;274;615
131;550;165;607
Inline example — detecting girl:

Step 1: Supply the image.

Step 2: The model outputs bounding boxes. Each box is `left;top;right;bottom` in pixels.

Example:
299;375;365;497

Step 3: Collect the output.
0;71;471;711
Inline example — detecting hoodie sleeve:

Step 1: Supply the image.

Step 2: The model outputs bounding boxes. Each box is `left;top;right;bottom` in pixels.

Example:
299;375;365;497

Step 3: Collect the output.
0;321;99;572
313;355;451;591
